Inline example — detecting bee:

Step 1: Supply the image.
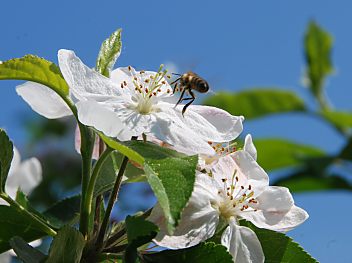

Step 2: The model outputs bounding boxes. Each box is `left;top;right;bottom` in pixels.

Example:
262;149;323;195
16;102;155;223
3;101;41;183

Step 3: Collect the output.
171;71;209;116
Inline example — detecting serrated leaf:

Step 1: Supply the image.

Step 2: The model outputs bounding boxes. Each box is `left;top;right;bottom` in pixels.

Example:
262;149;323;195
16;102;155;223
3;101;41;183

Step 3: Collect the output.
46;225;85;263
43;195;80;228
274;172;352;192
96;29;122;77
254;138;325;171
141;242;233;263
0;205;46;253
0;55;69;96
304;21;333;97
203;89;306;120
10;236;47;263
0;129;13;192
124;215;158;263
144;155;198;233
241;220;318;263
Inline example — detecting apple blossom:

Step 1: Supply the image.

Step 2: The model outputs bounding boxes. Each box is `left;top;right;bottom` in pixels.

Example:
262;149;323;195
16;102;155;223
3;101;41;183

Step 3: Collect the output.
149;135;308;263
16;50;244;156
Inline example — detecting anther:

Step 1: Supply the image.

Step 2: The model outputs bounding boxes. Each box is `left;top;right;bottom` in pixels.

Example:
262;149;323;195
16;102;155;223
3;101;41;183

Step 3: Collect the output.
241;186;244;190
128;66;132;71
221;178;227;182
140;70;145;74
145;79;150;83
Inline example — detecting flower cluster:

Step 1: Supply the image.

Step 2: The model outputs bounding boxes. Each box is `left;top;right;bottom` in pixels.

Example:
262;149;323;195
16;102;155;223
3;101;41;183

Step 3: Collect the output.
16;49;308;262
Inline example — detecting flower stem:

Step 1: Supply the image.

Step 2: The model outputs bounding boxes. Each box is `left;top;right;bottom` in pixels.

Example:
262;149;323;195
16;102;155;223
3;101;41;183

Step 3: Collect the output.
95;136;137;250
79;125;95;237
0;193;57;236
82;147;113;237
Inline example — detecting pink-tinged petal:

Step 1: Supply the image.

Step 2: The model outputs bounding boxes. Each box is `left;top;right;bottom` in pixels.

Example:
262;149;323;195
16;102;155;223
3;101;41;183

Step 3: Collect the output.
58;49;120;101
244;134;257;161
76;100;133;139
184;105;244;142
150;173;219;249
74;126;101;160
221;221;264;263
231;151;269;194
242;186;309;231
16;82;72;119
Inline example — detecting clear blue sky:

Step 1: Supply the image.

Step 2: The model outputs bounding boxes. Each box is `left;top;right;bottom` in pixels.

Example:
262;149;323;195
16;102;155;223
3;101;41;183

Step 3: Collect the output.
1;1;352;262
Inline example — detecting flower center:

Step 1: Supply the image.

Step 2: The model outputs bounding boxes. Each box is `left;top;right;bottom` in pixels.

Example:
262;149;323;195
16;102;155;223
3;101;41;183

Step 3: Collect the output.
204;141;238;165
213;170;258;222
119;65;172;115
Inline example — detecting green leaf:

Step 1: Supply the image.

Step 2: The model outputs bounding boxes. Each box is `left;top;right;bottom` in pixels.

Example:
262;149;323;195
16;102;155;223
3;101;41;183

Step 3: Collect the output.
0;205;46;253
141;242;233;263
0;129;13;192
304;21;333;98
241;220;318;263
203;89;306;120
46;225;85;263
94;152;144;197
43;195;81;228
0;55;69;96
10;236;47;263
124;215;158;263
254;138;325;171
274;172;352;192
321;110;352;130
96;28;122;77
98;133;144;165
144;155;198;233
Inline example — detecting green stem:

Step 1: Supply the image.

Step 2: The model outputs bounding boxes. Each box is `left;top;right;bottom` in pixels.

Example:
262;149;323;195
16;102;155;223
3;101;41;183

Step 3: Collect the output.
82;147;113;235
79;125;95;237
0;193;56;236
95;154;130;250
98;253;123;261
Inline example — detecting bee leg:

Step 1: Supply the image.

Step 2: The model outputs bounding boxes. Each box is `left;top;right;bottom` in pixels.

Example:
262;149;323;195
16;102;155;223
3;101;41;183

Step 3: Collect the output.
175;88;187;107
173;82;178;94
182;90;195;116
170;77;181;86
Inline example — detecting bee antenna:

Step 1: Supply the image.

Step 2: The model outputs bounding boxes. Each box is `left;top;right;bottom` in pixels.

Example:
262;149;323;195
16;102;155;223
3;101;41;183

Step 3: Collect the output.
172;73;182;76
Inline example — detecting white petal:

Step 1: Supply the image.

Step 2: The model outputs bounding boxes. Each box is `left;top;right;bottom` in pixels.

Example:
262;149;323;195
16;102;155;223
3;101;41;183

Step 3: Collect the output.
6;157;42;196
231;151;269;195
183;105;244;142
0;251;11;263
76;100;133;139
244;134;257;161
242;186;309;231
16;82;72;119
8;147;21;175
150;174;219;249
221;221;264;263
58;49;120;101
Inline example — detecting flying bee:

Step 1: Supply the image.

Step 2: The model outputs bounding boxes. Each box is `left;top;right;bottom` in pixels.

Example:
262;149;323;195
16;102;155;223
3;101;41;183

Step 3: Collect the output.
170;71;209;116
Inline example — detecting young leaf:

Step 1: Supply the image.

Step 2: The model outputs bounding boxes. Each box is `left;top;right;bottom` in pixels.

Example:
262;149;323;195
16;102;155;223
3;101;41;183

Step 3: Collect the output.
46;225;85;263
320;110;352;131
144;155;198;234
10;236;47;263
96;29;122;77
124;215;158;263
0;129;13;192
141;242;233;263
0;206;46;253
0;55;69;97
304;21;333;99
203;89;306;120
254;138;324;171
241;220;318;263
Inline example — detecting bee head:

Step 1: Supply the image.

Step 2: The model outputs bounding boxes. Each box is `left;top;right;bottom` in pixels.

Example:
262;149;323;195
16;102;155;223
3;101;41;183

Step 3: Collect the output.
199;81;209;93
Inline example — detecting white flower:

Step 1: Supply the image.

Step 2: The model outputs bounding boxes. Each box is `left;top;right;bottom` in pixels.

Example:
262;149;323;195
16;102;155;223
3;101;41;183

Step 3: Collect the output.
16;50;244;156
149;135;308;263
0;147;42;263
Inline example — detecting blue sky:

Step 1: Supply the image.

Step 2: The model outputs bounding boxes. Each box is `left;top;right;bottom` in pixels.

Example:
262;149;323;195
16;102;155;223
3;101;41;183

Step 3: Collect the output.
1;0;352;261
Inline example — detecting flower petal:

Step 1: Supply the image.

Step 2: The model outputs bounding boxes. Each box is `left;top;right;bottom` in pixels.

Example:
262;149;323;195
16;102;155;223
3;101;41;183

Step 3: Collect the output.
76;100;133;140
244;134;257;160
150;174;219;249
58;49;120;101
221;221;264;263
16;82;72;119
242;186;309;231
183;105;244;142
